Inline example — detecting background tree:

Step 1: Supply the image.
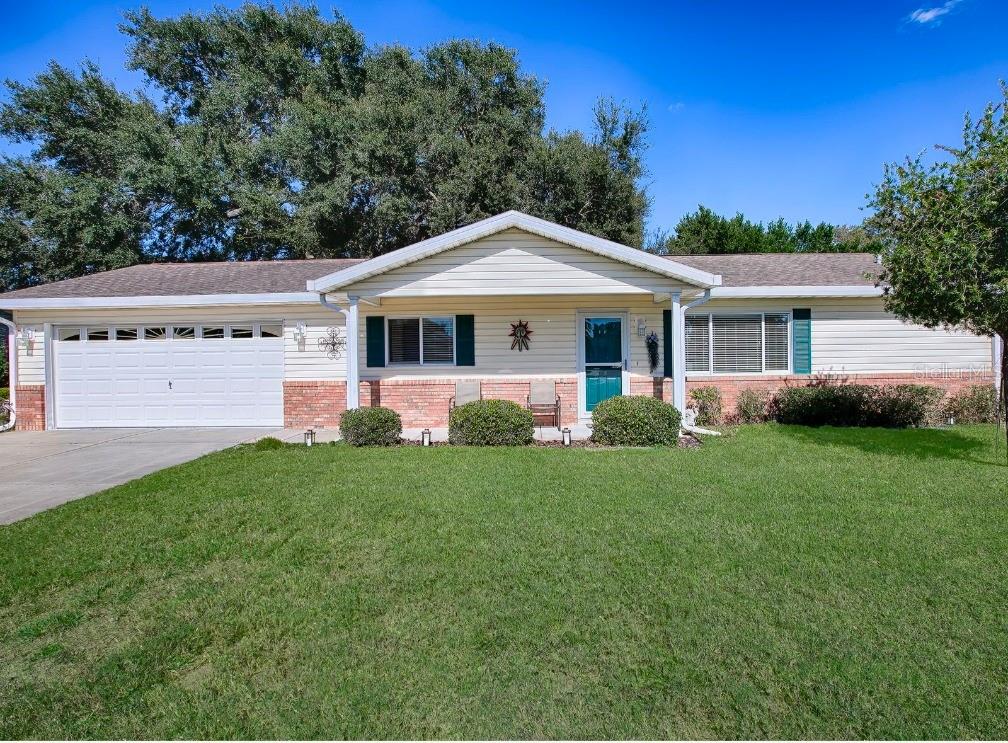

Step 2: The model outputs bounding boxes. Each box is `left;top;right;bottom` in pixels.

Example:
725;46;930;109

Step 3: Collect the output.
867;84;1008;428
646;204;878;255
0;3;650;292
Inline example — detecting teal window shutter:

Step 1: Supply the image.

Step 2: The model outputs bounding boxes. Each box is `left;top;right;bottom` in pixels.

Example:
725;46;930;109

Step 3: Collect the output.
663;309;673;378
366;316;385;367
456;314;475;366
792;308;811;374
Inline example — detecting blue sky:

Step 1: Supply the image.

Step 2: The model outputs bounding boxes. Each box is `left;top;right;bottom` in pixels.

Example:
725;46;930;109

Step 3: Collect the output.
1;0;1006;233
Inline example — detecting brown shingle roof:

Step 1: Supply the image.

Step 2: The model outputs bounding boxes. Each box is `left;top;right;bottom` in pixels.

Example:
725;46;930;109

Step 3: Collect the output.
0;259;363;300
667;252;881;287
0;251;882;302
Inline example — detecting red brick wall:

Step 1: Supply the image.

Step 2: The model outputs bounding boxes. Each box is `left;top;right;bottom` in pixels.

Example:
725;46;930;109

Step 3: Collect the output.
686;372;994;421
359;377;579;427
15;385;45;431
283;380;346;428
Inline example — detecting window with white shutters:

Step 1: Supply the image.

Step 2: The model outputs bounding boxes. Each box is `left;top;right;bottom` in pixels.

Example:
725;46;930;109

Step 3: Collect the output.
685;315;710;372
764;313;789;371
712;315;763;373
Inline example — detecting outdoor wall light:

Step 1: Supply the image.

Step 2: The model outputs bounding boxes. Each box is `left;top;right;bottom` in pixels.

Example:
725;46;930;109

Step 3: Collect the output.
304;429;316;447
636;317;646;337
422;428;432;446
17;328;35;348
562;427;572;447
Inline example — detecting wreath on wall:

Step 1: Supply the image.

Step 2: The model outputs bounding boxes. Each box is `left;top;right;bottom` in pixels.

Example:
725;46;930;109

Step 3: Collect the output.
509;319;533;351
318;327;347;360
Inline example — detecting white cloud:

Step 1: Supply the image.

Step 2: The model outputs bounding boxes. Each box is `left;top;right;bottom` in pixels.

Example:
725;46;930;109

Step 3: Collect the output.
909;0;961;24
668;102;685;113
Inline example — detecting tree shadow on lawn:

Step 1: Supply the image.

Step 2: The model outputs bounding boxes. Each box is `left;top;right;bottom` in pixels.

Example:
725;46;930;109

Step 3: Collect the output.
776;424;1006;467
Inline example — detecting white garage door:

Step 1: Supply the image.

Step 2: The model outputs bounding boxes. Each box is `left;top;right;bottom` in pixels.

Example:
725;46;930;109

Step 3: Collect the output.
53;322;284;428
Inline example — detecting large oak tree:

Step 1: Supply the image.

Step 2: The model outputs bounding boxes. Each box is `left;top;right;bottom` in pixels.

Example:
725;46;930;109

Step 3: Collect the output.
0;3;649;292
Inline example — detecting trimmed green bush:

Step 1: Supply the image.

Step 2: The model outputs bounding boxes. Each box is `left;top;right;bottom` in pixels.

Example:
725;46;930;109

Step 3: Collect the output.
253;436;286;451
943;384;999;424
773;383;944;428
340;406;402;446
689;385;722;426
735;388;771;424
449;399;534;446
0;387;8;401
591;395;682;446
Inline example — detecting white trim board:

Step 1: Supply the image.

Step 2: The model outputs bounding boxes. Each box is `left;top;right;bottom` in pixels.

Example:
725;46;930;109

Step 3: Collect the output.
710;285;884;298
0;292;320;310
307;211;723;293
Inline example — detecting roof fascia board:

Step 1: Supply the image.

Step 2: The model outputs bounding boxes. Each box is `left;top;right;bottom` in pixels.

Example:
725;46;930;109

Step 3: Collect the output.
0;291;320;311
307;211;721;292
710;285;884;299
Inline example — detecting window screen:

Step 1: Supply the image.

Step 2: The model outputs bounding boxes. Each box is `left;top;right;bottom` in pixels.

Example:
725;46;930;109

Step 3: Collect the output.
764;313;789;371
685;315;710;372
421;317;454;363
712;315;762;373
388;318;420;363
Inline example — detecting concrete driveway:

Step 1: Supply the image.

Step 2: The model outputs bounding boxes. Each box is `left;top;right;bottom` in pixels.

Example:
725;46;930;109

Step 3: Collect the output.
0;427;290;524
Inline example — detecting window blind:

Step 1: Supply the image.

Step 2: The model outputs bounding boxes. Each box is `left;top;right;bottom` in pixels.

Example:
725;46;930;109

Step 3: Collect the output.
685;315;710;372
712;315;762;373
422;317;454;363
388;318;420;363
764;313;789;371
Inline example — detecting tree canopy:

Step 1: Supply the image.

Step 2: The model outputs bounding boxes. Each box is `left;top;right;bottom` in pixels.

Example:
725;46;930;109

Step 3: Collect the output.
646;205;880;255
0;3;649;292
867;84;1008;423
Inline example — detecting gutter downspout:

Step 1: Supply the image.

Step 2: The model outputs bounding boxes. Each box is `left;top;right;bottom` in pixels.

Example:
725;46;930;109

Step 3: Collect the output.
678;289;720;437
319;293;360;410
0;314;16;432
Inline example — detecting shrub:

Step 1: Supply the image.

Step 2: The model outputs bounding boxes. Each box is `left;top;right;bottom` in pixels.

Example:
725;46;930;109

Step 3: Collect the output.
772;383;944;428
449;399;534;446
0;387;8;400
340;406;402;446
943;384;999;424
874;384;944;428
735;388;771;424
591;395;682;446
253;436;286;451
689;386;722;426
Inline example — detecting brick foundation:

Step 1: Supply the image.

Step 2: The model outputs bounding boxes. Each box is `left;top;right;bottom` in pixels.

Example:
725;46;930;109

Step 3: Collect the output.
360;377;580;427
15;385;45;431
283;380;347;428
686;371;994;421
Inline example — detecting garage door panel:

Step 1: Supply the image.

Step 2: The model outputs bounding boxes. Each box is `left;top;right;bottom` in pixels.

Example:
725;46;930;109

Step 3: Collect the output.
55;332;284;428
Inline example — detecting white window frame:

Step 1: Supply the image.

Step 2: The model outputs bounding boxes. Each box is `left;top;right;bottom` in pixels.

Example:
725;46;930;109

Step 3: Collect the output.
385;316;457;366
686;311;792;375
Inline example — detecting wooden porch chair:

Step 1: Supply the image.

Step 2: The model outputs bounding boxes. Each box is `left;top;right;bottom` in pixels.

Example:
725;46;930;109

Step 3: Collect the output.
449;380;481;410
528;380;561;429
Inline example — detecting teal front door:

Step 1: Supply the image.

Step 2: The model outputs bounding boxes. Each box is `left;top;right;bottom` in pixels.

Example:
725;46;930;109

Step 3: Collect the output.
583;316;624;411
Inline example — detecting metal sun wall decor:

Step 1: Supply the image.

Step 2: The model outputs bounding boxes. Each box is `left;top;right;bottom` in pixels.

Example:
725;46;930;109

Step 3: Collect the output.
509;319;533;352
318;327;347;360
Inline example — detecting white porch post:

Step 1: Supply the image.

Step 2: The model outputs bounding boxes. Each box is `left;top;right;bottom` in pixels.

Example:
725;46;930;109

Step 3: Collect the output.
345;296;360;410
671;291;686;411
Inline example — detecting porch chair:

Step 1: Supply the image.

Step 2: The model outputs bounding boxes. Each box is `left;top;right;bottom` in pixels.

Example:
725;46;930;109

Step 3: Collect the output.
449;380;482;411
528;380;561;429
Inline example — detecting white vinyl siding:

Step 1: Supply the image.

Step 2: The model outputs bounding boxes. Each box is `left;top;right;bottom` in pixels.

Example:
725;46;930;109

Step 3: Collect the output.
344;228;691;298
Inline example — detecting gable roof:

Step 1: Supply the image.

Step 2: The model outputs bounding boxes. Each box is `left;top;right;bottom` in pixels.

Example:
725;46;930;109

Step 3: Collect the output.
669;252;881;287
306;211;722;293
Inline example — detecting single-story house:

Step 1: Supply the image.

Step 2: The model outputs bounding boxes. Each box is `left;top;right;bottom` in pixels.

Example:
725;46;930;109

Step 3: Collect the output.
0;211;997;431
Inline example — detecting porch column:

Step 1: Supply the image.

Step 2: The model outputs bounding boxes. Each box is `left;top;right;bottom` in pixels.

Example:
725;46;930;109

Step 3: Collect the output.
671;291;686;411
345;296;360;410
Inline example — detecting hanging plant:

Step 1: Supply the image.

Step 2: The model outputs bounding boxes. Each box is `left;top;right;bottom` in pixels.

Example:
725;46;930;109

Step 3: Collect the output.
646;330;660;372
509;319;533;351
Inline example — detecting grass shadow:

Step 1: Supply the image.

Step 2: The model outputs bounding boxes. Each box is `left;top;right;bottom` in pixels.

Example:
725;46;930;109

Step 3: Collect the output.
774;424;1005;466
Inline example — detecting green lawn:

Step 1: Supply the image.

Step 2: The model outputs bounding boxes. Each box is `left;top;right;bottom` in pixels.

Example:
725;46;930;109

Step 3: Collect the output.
2;425;1007;739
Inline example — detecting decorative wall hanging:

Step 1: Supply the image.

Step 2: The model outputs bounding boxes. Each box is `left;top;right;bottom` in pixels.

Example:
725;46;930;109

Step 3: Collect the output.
646;331;660;372
509;319;533;351
318;327;347;360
